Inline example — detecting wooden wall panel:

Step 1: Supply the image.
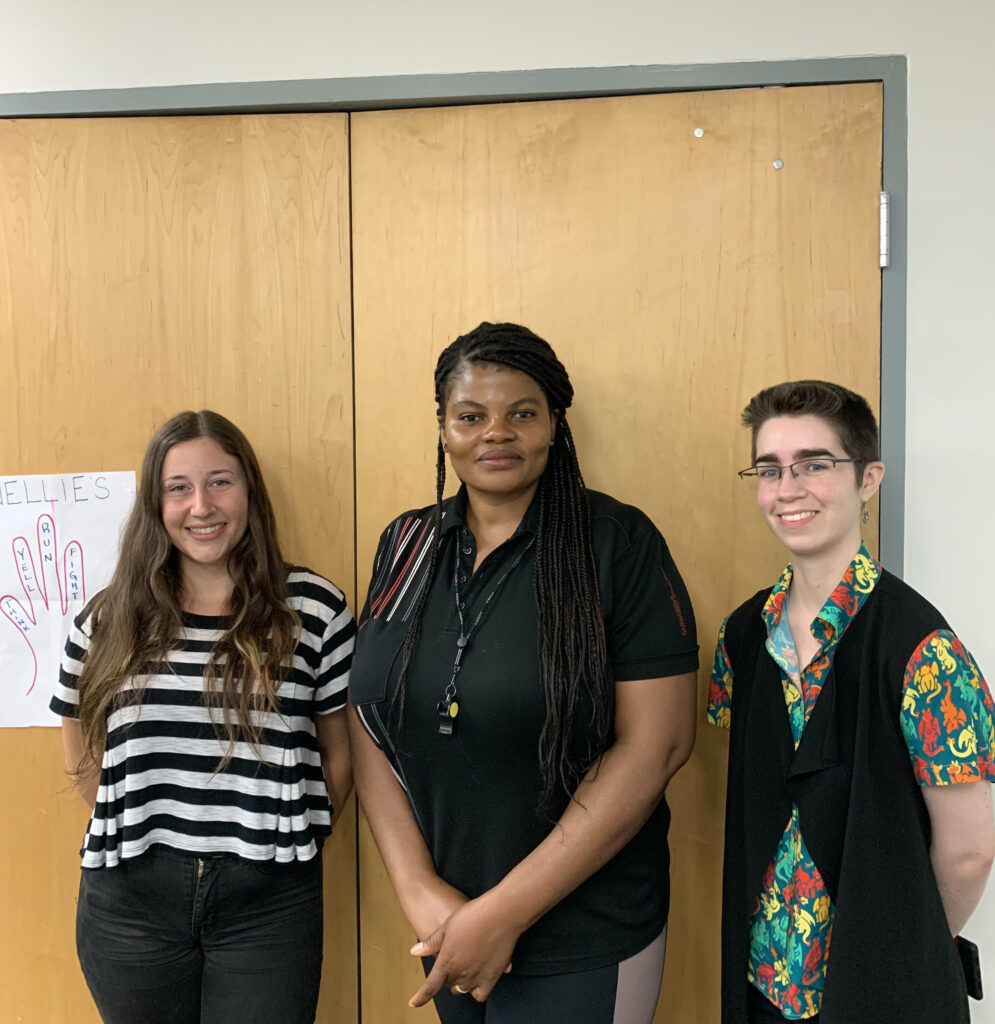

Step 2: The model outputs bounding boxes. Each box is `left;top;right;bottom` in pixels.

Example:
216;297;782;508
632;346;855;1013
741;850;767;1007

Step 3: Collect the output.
0;114;356;1023
352;84;882;1023
0;87;883;1023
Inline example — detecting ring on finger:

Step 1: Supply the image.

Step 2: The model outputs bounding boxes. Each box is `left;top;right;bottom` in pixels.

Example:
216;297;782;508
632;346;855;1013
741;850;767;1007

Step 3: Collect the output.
455;984;470;994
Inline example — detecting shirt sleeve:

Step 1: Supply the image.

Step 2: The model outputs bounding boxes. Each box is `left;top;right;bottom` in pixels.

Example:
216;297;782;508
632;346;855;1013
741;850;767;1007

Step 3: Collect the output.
311;580;357;716
49;608;93;719
604;519;698;681
706;616;733;730
356;523;392;628
900;629;994;786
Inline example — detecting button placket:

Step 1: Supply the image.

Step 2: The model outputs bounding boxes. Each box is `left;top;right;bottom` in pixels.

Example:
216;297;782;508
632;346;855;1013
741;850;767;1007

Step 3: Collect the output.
457;529;475;602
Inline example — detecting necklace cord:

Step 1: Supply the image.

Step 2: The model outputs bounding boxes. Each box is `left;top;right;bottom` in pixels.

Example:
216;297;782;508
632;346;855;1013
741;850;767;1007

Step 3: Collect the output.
438;533;536;729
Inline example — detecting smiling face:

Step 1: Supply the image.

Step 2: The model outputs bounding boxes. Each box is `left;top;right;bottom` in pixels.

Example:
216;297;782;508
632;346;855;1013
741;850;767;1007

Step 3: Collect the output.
440;362;558;506
753;414;884;568
160;436;249;582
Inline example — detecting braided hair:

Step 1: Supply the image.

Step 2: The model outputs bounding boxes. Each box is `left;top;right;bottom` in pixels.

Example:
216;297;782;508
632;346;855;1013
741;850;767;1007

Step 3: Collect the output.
395;322;611;815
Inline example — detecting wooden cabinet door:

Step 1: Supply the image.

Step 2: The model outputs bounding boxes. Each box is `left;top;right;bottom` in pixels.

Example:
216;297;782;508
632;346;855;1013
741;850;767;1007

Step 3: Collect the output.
352;83;882;1024
0;113;356;1024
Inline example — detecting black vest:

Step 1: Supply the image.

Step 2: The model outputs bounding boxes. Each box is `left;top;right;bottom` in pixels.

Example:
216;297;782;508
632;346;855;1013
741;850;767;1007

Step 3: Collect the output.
720;570;969;1024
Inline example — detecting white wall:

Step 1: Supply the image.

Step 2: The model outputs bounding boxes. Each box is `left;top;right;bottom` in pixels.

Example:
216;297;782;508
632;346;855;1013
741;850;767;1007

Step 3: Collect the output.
4;0;994;1016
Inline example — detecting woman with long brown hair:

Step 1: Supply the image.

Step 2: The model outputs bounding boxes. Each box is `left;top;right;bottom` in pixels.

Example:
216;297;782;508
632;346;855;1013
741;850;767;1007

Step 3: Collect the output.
50;410;355;1024
349;323;699;1023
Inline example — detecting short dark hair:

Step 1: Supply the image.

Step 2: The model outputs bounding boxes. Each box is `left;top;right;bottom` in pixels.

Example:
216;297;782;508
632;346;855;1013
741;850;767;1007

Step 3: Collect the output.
742;380;880;478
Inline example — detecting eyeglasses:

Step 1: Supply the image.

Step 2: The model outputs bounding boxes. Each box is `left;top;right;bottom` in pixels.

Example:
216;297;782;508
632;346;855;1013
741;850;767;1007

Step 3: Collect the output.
738;458;855;484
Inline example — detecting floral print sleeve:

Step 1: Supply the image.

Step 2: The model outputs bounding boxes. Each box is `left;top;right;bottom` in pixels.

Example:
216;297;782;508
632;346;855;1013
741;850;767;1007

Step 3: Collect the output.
707;616;733;730
900;630;995;785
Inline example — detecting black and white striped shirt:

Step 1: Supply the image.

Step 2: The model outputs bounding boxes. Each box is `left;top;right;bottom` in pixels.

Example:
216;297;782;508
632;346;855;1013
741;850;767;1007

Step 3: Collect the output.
50;568;355;868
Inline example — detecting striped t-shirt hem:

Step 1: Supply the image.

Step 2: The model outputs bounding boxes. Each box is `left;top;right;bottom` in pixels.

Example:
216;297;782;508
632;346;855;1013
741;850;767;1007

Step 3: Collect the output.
50;567;355;868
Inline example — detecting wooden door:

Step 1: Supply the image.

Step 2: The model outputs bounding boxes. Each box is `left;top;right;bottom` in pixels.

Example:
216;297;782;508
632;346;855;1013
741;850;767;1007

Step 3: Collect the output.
352;84;882;1023
0;114;356;1024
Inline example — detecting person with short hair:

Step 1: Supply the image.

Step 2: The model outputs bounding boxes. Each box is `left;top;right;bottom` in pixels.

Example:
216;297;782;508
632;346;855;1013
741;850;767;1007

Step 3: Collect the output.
709;380;995;1024
349;322;699;1024
51;410;355;1024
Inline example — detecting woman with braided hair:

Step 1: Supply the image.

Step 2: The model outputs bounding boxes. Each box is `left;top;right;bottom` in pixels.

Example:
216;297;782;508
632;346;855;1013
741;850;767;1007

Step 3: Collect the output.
349;322;699;1023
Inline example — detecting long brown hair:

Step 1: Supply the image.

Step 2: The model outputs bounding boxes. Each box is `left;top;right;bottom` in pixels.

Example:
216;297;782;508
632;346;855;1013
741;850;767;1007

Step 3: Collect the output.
74;410;299;776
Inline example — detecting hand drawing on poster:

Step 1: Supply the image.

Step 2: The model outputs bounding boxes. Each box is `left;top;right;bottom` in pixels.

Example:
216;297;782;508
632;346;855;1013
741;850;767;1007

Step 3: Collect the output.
0;472;135;727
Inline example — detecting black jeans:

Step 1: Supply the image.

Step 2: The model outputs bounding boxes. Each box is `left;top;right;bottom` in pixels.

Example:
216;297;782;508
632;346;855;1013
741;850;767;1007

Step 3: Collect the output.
76;846;323;1024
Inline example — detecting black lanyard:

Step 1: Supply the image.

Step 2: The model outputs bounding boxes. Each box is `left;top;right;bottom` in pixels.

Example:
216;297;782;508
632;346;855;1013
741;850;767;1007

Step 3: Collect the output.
437;532;536;736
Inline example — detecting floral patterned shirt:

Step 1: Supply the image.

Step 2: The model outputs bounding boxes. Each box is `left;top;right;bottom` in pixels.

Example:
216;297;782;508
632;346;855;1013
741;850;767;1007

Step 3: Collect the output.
708;544;994;1019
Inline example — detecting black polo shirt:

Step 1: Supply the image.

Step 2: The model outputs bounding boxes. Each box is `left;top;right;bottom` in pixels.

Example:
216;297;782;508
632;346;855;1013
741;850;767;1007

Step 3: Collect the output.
350;487;698;975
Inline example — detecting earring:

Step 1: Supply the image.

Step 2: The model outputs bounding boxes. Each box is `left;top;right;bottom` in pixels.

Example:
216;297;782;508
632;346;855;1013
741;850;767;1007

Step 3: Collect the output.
862;504;870;525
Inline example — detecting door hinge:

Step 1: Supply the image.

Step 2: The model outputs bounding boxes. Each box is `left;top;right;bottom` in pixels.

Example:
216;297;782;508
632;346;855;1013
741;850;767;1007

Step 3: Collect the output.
879;191;890;269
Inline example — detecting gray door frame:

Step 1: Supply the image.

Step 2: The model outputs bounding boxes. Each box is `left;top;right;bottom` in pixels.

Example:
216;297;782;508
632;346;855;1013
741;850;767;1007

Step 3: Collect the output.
0;55;908;571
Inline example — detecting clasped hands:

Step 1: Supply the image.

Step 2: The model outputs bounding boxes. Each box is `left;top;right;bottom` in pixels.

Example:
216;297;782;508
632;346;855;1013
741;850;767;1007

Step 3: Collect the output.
407;887;519;1007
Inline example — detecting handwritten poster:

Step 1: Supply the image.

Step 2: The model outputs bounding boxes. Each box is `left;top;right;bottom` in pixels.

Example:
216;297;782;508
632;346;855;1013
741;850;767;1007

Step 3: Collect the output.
0;472;136;727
